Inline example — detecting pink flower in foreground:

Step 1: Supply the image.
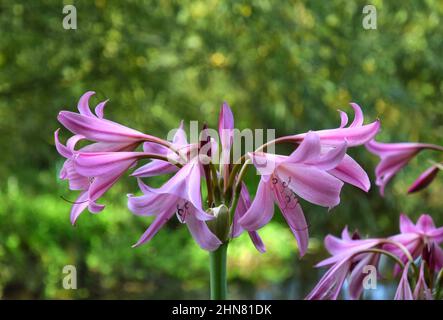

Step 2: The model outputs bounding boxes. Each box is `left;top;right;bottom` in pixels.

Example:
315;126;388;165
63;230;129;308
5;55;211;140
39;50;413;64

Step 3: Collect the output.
366;140;443;196
275;103;377;192
54;91;186;224
239;132;349;256
287;103;380;147
306;227;381;300
57;91;164;145
54;91;149;224
386;214;443;273
127;161;221;251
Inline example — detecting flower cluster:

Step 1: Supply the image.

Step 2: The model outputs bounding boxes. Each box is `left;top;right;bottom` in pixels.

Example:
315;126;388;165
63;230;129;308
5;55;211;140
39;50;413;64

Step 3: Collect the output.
55;91;442;300
307;214;443;300
55;92;379;253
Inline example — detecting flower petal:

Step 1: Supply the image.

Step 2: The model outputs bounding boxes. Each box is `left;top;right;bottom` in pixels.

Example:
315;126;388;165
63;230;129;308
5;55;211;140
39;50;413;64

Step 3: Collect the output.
128;189;178;216
238;178;275;231
328;154;370;191
348;253;380;300
294;120;380;147
248;231;266;253
131;160;178;177
94;99;108;119
70;191;89;225
132;209;175;247
394;262;413;300
306;259;351;300
429;226;443;243
58;111;150;142
218;102;234;152
173;120;188;146
413;264;433;300
77;91;96;117
287;131;321;164
399;214;417;234
277;163;343;208
337;110;348;128
232;183;251;238
416;214;435;233
349;103;364;127
54;129;73;158
185;213;222;251
272;183;309;256
141;162;213;221
75;152;142;177
308;142;347;171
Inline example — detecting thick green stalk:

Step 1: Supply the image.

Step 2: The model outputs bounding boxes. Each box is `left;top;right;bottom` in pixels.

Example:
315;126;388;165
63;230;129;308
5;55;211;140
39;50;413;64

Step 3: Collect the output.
209;242;228;300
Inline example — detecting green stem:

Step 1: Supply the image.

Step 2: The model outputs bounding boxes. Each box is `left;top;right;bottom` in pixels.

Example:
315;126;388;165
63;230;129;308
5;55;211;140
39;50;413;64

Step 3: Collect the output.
210;242;228;300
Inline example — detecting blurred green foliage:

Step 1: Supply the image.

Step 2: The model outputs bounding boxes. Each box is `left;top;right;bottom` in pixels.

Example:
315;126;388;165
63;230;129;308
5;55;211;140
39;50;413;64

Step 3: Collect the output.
0;0;442;299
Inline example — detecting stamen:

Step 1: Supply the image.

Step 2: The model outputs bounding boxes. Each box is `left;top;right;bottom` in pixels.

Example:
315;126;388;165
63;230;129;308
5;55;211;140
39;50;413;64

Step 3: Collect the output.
176;201;190;223
60;195;89;205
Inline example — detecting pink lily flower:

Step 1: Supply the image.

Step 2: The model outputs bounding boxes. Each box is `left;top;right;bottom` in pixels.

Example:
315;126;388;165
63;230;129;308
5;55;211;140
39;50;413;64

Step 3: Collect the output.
394;262;414;300
275;103;375;192
386;214;443;273
365;140;443;196
55;128;143;224
127;161;221;251
55;91;182;224
286;103;380;147
57;91;165;146
306;227;382;300
239;132;349;256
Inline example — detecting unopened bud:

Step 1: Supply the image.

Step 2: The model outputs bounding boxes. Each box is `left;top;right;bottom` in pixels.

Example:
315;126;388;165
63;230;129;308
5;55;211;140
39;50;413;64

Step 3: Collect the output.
207;204;230;242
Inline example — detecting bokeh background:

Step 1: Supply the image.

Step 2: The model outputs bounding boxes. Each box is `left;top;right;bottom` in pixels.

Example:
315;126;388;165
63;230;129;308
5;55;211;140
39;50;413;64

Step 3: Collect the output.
0;0;442;299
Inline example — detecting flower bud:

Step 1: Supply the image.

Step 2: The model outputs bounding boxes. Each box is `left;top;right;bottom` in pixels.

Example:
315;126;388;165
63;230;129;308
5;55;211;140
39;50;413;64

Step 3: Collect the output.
207;204;230;242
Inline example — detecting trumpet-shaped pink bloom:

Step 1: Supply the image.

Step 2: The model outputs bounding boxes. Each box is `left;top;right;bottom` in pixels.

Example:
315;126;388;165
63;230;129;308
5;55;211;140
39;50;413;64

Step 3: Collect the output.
287;103;380;147
394;262;413;300
58;91;164;145
239;132;350;256
55;126;143;224
366;140;443;195
306;227;382;300
274;103;375;192
127;161;221;251
386;214;443;273
55;92;172;224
